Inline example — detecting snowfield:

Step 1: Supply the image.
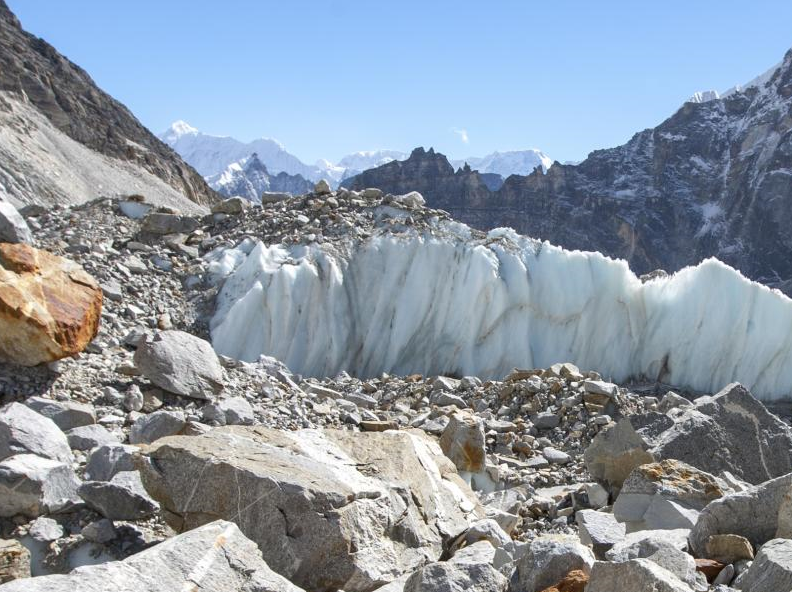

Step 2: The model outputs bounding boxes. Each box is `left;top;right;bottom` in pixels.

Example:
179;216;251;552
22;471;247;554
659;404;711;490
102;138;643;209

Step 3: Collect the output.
209;222;792;402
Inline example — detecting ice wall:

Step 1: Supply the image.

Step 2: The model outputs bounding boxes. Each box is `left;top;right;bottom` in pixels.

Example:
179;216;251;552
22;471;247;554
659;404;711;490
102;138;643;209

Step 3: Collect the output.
209;227;792;401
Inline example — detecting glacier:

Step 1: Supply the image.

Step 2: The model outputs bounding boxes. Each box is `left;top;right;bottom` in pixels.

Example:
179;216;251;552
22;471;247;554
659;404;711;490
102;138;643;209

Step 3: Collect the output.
208;220;792;402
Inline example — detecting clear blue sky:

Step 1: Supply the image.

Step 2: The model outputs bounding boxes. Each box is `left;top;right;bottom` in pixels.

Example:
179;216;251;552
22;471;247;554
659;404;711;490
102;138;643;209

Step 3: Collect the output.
8;1;792;164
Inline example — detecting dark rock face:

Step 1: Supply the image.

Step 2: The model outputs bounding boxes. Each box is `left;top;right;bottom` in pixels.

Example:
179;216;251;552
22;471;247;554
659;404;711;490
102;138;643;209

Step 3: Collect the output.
0;1;216;206
350;49;792;293
208;153;312;202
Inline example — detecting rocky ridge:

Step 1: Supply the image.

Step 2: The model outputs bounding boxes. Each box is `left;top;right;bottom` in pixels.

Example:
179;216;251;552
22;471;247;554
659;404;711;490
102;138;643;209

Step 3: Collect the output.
0;2;215;208
0;184;790;591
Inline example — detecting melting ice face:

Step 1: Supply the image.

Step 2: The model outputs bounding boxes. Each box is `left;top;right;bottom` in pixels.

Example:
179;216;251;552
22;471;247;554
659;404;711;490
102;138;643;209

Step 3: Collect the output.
208;226;792;402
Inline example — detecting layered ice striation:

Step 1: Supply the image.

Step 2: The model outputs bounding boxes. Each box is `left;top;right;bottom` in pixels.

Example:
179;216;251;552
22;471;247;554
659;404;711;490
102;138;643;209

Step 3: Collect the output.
209;222;792;402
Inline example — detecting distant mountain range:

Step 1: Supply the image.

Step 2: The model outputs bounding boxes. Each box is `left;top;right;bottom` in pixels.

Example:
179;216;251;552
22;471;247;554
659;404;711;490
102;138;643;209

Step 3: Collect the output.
161;121;555;197
350;48;792;295
207;153;312;202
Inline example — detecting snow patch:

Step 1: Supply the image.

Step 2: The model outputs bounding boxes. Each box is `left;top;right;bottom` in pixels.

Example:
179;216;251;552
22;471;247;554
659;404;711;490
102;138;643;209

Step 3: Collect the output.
209;226;792;402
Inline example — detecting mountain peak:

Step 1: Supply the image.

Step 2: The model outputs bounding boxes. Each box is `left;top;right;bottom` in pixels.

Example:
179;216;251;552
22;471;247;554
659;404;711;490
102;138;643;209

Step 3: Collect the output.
162;120;199;142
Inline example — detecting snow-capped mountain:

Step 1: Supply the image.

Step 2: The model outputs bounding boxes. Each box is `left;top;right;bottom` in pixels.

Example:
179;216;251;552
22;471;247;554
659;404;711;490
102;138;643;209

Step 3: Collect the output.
688;60;783;104
206;153;312;202
161;122;408;186
337;150;409;180
451;150;554;177
160;121;322;181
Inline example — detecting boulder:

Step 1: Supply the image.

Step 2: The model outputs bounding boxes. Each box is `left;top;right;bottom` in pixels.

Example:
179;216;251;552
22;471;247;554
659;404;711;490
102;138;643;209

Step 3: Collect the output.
129;410;186;444
392;191;425;208
642;545;698;587
585;383;792;491
705;534;754;564
134;330;223;399
0;539;30;583
450;519;511;554
66;424;118;451
139;212;198;235
689;472;792;556
84;443;138;481
23;397;95;431
586;559;693;592
734;538;792;592
513;535;595;592
211;197;250;215
604;529;691;562
440;411;486;472
575;510;626;558
0;520;305;592
0;454;80;517
78;471;158;520
0;196;32;244
0;243;102;366
613;460;728;531
139;426;480;592
314;179;332;194
403;561;507;592
0;403;72;464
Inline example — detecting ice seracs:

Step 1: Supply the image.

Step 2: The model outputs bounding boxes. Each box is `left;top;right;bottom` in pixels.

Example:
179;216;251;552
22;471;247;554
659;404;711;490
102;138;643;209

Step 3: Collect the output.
210;219;792;402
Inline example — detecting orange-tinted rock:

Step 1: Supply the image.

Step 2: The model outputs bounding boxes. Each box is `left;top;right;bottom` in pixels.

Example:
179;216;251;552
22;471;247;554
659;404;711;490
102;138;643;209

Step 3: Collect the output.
695;558;725;583
0;243;102;365
539;569;589;592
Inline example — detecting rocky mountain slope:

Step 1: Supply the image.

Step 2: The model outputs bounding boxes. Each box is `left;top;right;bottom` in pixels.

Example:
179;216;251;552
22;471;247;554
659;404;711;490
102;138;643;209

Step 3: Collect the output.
0;186;791;592
206;153;312;201
351;49;792;294
0;2;215;209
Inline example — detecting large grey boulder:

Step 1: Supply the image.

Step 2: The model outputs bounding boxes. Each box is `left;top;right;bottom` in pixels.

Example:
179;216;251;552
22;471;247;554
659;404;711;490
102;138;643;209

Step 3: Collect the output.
605;529;691;562
734;538;792;592
66;424;118;451
576;510;626;558
403;561;507;592
439;411;486;472
0;194;32;244
23;397;95;431
134;330;223;399
129;410;185;444
0;520;305;592
0;403;72;464
513;535;595;592
139;212;199;236
139;426;481;592
84;444;138;481
585;383;792;492
0;454;80;517
78;471;158;520
689;472;792;556
586;559;693;592
613;460;729;531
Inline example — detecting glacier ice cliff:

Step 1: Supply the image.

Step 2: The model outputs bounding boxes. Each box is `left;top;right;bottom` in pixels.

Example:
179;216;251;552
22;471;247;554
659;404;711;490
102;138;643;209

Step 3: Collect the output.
209;223;792;402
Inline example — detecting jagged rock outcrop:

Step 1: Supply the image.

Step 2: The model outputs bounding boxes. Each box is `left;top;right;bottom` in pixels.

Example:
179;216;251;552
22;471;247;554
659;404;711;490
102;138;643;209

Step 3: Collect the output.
0;243;102;365
0;1;215;208
350;48;792;294
207;153;312;202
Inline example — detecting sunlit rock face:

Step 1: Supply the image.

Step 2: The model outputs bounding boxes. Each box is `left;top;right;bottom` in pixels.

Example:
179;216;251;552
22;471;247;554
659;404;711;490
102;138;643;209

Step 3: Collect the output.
209;221;792;402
